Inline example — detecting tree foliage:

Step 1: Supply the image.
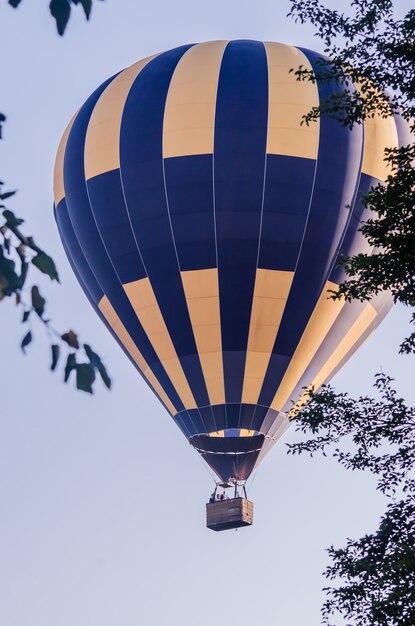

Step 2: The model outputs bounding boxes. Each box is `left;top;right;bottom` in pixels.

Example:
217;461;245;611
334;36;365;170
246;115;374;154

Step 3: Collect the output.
290;375;415;497
2;2;110;393
334;144;415;312
8;0;104;36
289;377;415;626
323;495;415;626
288;0;414;123
289;0;415;319
288;1;415;624
0;185;111;393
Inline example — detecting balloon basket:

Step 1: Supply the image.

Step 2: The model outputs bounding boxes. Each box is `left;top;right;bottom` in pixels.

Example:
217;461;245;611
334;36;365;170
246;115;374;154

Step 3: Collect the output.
206;497;254;531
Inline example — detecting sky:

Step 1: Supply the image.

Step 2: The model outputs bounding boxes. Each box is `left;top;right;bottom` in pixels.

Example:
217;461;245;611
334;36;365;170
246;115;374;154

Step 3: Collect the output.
0;1;413;625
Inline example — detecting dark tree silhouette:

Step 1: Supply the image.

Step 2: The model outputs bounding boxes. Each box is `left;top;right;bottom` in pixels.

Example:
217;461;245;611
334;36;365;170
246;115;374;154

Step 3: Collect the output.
288;1;415;624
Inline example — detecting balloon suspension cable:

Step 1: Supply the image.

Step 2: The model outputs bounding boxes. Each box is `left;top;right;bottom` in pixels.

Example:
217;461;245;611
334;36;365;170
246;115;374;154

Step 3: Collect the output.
191;443;218;485
246;465;260;493
214;476;248;499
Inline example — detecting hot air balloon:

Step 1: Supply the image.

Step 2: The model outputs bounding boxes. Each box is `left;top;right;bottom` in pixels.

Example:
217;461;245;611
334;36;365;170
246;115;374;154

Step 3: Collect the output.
54;40;406;531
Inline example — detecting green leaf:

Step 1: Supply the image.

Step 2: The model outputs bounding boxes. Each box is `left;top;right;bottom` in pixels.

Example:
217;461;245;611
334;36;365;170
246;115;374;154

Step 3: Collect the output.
2;209;24;227
0;114;5;140
98;362;111;389
49;0;71;35
0;255;21;292
61;330;80;349
50;344;60;371
79;0;92;19
84;343;101;367
0;190;17;201
31;285;46;318
31;251;59;282
64;353;77;382
83;344;111;389
19;260;29;290
76;363;96;394
21;330;32;352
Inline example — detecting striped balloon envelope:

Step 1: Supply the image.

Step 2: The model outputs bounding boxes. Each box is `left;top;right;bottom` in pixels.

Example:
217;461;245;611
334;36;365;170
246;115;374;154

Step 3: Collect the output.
54;40;404;485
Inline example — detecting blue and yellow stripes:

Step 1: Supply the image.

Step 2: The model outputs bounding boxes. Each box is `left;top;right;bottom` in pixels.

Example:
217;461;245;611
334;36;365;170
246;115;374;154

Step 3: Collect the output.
265;42;319;159
163;40;228;158
54;40;400;482
214;40;269;404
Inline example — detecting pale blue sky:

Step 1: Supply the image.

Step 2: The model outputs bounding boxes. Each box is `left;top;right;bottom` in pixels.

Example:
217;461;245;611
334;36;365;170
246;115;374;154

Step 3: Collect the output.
1;2;413;625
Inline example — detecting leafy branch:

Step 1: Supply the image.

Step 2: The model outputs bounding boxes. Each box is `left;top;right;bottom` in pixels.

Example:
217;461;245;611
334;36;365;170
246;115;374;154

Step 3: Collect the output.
2;1;110;394
289;1;415;348
287;2;415;623
288;374;415;626
288;0;415;124
331;143;415;313
288;374;415;497
322;494;415;626
0;183;111;394
8;0;105;36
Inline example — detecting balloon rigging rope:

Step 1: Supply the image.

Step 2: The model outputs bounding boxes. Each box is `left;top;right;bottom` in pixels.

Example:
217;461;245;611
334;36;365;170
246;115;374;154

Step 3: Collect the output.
247;464;260;495
192;445;217;485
